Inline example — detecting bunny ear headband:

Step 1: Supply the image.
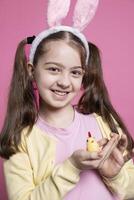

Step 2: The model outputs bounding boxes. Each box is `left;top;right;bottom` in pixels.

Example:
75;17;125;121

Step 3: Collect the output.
29;0;99;65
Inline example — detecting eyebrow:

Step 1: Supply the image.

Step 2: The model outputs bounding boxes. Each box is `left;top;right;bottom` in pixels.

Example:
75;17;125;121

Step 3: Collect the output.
44;62;83;69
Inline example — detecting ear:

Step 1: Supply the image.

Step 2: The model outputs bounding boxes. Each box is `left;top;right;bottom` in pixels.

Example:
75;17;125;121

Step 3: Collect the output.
27;62;35;79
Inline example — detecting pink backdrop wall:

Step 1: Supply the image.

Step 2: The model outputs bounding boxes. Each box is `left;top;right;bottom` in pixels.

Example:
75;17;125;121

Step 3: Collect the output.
0;1;134;199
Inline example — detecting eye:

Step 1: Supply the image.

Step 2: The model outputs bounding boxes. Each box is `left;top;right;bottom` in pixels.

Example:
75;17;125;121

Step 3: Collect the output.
47;67;61;73
71;70;83;78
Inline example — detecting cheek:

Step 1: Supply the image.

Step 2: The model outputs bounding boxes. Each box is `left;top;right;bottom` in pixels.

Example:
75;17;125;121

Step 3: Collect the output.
73;78;83;91
34;72;46;88
35;73;56;89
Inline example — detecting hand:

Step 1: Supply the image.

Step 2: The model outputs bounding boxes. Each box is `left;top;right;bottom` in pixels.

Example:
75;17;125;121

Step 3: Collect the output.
69;135;119;170
69;149;102;170
98;133;134;178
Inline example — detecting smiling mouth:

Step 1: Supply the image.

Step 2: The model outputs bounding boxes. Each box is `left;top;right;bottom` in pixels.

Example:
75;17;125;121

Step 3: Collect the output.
51;90;69;96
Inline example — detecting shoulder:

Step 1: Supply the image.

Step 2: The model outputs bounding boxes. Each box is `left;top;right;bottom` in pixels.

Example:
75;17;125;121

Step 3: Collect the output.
19;124;56;153
75;110;95;122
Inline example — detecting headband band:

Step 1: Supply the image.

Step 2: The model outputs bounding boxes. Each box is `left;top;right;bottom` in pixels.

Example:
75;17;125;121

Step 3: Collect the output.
29;25;89;65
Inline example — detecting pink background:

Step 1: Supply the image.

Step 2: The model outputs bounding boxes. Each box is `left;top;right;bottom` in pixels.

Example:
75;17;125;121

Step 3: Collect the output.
0;0;134;199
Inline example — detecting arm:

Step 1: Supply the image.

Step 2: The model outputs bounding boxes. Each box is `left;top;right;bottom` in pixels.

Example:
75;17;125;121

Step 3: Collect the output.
95;114;134;199
4;152;80;200
102;159;134;200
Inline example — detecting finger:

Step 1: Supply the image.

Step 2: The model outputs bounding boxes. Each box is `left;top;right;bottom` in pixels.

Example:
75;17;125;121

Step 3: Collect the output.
98;134;119;168
110;132;119;138
124;148;134;163
82;160;100;169
118;134;128;153
102;134;119;156
78;149;101;161
84;151;102;160
98;138;108;147
110;147;124;166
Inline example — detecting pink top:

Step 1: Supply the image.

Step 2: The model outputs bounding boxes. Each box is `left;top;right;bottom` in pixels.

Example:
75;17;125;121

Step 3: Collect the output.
36;110;117;200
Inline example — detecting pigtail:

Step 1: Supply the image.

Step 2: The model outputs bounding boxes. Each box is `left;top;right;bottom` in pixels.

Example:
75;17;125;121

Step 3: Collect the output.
0;39;38;159
78;42;134;150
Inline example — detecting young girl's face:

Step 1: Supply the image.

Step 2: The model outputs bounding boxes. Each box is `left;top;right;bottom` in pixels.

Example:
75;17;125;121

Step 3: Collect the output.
34;40;84;110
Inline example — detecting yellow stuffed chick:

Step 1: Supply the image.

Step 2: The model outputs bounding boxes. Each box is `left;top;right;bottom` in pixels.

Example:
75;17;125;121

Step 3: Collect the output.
87;132;100;152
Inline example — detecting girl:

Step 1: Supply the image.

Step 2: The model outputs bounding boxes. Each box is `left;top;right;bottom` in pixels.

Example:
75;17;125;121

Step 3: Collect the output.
0;27;134;200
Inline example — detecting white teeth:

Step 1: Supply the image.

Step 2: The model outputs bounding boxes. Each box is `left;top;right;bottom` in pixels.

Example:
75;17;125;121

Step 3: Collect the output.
53;90;68;96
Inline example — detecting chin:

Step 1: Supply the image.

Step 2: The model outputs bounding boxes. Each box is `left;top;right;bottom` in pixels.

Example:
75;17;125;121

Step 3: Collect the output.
47;100;72;109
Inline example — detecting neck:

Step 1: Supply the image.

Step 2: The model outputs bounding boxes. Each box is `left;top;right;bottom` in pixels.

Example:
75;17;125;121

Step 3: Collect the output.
39;104;75;128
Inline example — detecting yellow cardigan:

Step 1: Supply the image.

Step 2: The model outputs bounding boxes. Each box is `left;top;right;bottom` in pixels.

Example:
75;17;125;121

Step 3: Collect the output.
3;114;134;200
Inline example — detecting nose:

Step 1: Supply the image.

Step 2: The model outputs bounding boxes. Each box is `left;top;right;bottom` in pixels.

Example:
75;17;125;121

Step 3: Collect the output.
57;73;70;89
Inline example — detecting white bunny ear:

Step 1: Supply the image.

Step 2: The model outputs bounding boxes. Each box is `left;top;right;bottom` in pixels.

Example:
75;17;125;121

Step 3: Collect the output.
47;0;71;27
73;0;99;31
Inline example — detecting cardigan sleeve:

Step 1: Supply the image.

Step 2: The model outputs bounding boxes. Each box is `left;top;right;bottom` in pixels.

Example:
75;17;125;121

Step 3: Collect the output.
3;127;81;200
102;159;134;200
95;113;134;199
4;153;80;200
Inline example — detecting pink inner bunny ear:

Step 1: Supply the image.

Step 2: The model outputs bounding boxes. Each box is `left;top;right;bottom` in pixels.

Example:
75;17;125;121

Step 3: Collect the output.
73;0;99;31
47;0;71;27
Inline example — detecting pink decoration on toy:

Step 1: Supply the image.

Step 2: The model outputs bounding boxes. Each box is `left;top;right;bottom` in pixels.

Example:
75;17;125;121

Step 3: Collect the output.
88;131;92;137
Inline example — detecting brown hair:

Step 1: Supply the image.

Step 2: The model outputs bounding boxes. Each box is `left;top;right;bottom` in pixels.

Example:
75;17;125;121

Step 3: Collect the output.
0;32;133;159
78;42;134;150
0;39;38;159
